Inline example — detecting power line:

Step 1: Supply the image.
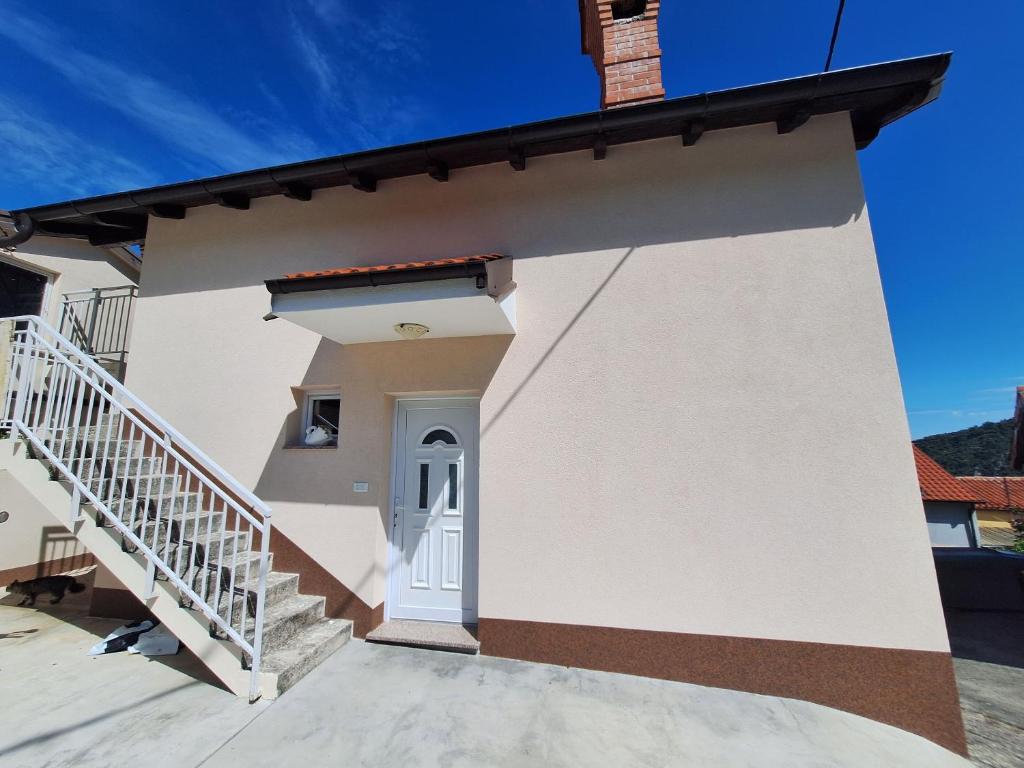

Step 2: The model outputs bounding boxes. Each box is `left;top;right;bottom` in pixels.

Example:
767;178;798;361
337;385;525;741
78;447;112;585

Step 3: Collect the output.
824;0;847;72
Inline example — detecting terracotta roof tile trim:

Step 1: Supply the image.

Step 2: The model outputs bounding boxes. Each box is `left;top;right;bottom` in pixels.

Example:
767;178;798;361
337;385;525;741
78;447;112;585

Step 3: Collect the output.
283;254;502;281
912;446;984;503
955;476;1024;511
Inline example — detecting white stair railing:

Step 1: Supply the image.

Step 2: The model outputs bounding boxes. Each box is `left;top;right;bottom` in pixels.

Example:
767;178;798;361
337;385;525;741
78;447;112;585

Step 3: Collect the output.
0;316;272;701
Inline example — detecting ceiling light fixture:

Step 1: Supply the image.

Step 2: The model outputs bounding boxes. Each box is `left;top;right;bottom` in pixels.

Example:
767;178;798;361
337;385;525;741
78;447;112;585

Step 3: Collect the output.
394;323;430;340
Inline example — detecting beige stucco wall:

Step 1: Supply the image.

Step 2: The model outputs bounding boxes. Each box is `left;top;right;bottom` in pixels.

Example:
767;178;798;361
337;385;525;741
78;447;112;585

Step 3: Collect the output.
124;113;949;653
0;469;90;576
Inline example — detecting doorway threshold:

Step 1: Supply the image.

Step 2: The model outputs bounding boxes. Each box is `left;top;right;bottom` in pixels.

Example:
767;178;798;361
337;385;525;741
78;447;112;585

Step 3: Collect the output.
366;620;480;654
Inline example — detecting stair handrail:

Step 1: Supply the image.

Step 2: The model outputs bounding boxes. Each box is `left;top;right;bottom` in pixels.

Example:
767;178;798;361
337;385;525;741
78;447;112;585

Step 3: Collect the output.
4;315;270;518
1;315;272;701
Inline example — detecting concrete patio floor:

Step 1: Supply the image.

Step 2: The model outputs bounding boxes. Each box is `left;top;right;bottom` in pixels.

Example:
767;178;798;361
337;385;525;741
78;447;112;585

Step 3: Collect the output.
0;580;971;768
946;610;1024;768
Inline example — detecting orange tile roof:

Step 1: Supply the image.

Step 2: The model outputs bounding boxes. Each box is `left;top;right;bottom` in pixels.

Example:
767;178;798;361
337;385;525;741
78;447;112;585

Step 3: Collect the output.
955;476;1024;512
913;446;984;503
283;254;502;280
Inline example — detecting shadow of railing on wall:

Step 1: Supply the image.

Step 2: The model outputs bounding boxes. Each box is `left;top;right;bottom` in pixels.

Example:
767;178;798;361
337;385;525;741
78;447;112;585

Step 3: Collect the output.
35;526;93;578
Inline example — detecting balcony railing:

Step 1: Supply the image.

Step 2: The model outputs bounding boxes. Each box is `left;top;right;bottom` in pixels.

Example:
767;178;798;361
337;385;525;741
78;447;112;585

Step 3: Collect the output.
59;285;137;382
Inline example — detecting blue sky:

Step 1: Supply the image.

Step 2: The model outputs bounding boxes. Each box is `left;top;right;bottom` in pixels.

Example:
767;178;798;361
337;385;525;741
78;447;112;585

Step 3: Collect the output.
1;1;1020;438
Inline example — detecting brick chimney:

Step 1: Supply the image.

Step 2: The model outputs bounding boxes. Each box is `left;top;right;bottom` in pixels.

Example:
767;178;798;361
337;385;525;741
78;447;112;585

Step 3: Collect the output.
579;0;665;109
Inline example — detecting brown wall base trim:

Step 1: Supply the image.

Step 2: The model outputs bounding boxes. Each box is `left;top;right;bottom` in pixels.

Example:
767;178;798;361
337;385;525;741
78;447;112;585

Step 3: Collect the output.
478;617;966;756
89;586;155;621
0;553;96;587
269;528;383;637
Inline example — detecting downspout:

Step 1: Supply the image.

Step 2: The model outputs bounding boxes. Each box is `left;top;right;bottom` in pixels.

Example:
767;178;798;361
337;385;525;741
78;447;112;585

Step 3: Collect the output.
0;212;36;248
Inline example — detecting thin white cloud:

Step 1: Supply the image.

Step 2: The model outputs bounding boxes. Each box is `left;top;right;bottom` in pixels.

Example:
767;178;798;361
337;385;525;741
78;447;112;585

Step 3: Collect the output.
373;4;422;54
284;0;431;148
0;95;155;198
305;0;348;26
302;0;419;55
974;386;1018;395
908;407;1010;419
0;11;323;174
287;9;341;108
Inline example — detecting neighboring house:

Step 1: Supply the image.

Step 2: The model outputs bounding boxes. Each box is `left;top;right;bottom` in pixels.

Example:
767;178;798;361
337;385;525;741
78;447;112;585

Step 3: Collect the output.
956;475;1024;549
1012;385;1024;471
913;445;983;548
1;212;140;379
0;215;140;588
0;3;967;756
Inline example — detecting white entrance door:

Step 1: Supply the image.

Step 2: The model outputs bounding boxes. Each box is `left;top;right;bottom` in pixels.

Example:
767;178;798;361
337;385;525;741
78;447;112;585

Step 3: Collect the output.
389;399;478;623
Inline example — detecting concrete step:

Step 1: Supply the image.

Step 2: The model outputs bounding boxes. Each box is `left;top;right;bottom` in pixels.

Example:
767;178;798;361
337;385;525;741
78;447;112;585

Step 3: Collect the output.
108;452;166;476
54;437;146;463
36;416;118;440
188;570;301;637
164;510;233;541
129;523;251;568
231;571;299;613
236;593;325;653
241;571;299;609
88;473;179;500
79;414;126;440
262;618;353;694
113;489;203;518
46;419;128;448
209;549;273;582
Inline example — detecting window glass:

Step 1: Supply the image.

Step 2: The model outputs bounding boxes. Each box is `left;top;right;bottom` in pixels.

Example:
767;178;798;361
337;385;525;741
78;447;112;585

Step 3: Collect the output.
447;464;458;510
418;463;429;509
422;429;457;446
303;393;340;446
0;260;47;321
312;397;340;434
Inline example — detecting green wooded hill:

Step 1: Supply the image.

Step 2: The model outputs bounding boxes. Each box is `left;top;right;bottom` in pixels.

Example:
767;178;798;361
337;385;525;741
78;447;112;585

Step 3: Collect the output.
914;419;1021;477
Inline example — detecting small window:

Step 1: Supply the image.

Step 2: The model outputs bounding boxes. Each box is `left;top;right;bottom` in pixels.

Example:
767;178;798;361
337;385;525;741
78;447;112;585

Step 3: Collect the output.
422;428;457;446
303;393;340;446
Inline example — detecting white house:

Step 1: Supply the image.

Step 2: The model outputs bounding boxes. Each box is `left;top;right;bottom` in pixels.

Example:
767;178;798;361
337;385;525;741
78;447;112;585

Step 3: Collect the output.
0;1;966;755
913;445;982;548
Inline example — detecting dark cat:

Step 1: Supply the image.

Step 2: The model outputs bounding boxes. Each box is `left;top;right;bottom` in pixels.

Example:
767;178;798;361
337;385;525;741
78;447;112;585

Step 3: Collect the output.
8;575;86;606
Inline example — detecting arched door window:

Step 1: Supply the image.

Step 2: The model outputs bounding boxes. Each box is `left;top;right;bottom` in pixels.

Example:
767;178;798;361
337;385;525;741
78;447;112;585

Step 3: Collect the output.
421;428;458;446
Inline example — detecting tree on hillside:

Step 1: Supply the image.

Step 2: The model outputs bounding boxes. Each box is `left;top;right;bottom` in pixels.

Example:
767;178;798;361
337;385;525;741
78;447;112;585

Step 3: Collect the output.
913;419;1022;477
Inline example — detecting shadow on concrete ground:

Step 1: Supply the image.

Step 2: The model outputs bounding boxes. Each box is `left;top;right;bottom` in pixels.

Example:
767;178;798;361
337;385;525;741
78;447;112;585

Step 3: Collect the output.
2;575;971;768
0;566;225;690
945;610;1024;768
0;573;267;768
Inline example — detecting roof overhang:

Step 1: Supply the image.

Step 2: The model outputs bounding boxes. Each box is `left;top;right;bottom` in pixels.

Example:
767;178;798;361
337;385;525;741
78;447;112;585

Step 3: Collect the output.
7;53;952;246
266;255;516;345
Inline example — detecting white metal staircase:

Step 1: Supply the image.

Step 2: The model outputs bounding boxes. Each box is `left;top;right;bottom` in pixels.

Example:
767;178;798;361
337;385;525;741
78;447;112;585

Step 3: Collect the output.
0;316;350;700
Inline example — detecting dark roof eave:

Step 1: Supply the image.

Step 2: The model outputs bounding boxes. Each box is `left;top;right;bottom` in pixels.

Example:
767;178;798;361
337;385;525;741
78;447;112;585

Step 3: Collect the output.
12;53;952;238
